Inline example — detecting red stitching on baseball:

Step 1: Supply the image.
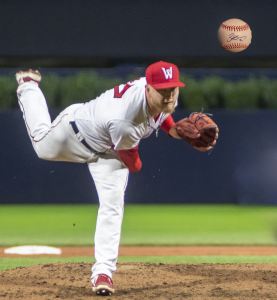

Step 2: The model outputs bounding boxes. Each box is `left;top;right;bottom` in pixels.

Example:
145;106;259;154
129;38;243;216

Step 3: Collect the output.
220;23;249;31
222;44;248;49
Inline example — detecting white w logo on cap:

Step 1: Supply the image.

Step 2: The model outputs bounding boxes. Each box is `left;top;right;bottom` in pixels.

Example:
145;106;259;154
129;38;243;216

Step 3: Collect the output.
162;67;173;79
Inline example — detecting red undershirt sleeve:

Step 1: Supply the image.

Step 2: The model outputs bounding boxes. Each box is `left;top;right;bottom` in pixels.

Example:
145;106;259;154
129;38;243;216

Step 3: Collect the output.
117;116;175;171
117;146;142;172
161;115;175;135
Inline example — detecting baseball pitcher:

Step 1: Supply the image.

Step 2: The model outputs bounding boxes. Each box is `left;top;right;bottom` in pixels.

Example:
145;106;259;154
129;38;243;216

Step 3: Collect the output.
16;61;218;296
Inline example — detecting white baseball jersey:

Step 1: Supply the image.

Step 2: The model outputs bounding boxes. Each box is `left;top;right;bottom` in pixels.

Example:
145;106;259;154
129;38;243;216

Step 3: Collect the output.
74;77;177;152
16;73;179;282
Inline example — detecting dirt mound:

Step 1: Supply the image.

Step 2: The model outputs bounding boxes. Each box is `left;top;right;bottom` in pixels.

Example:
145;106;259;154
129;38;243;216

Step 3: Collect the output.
1;262;277;299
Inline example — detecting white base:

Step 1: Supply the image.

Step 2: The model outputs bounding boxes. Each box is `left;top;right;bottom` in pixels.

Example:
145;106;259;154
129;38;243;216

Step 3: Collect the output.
4;245;62;255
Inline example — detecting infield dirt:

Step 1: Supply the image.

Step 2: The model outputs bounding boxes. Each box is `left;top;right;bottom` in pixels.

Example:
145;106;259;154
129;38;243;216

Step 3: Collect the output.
1;262;277;299
1;246;277;299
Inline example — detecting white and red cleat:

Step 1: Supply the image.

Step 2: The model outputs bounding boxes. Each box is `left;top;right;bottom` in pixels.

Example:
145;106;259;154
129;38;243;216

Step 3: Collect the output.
92;274;115;296
15;69;41;85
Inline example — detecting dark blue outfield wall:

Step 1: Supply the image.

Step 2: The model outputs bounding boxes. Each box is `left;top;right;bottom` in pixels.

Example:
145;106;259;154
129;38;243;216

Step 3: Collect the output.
1;109;277;205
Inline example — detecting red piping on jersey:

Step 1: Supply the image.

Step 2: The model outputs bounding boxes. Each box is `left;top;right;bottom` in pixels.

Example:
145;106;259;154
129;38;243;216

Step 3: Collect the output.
18;97;68;143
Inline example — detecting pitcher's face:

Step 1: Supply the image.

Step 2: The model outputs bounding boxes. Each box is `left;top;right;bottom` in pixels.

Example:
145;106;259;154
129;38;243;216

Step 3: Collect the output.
146;85;179;115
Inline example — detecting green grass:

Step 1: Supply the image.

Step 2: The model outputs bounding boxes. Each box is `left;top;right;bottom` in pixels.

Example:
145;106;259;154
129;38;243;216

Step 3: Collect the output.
122;205;277;245
0;204;276;246
0;204;97;246
1;204;277;271
1;256;277;271
0;257;94;271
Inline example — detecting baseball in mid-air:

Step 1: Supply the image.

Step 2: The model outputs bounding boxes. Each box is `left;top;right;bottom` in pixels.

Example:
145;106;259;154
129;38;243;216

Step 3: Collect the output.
217;18;252;52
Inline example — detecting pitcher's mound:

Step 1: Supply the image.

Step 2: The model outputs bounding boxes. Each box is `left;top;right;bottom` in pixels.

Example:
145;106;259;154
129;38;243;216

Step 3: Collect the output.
1;262;277;299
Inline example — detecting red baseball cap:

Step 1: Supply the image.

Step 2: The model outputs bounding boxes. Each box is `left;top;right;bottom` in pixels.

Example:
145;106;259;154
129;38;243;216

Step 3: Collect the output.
145;61;185;89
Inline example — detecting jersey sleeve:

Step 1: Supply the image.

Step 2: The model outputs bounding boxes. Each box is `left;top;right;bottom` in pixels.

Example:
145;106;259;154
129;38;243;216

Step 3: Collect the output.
161;115;175;135
117;146;142;172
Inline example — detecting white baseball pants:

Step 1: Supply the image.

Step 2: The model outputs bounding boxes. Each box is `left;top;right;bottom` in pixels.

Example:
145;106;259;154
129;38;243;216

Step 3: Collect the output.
17;82;129;279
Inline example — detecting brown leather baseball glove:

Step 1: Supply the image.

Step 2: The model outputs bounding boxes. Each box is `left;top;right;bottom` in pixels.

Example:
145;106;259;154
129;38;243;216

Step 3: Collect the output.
175;112;219;151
